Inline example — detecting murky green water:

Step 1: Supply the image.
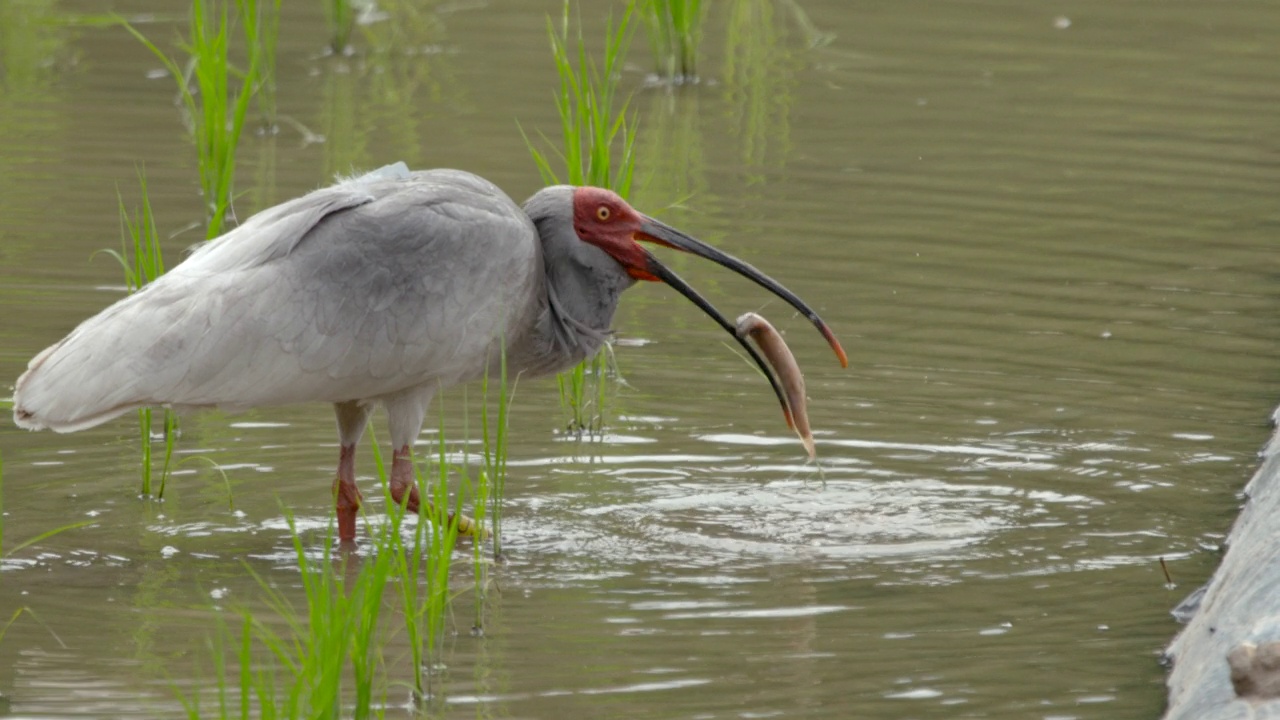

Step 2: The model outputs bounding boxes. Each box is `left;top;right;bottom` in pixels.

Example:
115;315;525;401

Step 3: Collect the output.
2;0;1279;717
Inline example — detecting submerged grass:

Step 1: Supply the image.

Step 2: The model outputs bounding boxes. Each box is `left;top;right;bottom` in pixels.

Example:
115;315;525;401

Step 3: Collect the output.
525;1;638;434
101;170;178;498
0;453;83;651
638;0;705;81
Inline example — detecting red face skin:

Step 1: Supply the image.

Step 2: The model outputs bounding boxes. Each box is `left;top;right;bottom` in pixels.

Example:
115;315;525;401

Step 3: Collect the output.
571;187;662;282
571;186;849;373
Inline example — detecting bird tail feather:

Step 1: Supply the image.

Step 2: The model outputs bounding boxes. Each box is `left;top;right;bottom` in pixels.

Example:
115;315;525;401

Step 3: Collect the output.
13;292;174;433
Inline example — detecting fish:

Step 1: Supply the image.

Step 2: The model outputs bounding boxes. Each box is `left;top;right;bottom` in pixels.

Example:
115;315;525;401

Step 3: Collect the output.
736;311;816;459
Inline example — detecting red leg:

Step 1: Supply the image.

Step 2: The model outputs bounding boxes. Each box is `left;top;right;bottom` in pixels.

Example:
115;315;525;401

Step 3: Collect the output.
333;443;362;542
388;444;421;512
388;444;485;538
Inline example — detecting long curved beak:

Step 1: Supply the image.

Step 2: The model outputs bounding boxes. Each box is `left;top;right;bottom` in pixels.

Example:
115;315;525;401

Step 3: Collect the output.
637;216;848;367
637;248;795;424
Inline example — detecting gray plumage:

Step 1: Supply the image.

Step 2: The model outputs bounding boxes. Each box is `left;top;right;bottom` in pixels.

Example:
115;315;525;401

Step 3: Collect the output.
14;165;624;441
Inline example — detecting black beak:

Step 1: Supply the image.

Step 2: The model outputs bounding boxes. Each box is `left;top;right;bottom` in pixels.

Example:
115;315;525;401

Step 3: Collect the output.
637;216;848;367
637;247;794;422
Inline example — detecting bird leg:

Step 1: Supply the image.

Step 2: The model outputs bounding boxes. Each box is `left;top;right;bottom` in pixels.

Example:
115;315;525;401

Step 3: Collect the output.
332;400;372;543
333;443;362;543
388;445;486;538
388;444;423;513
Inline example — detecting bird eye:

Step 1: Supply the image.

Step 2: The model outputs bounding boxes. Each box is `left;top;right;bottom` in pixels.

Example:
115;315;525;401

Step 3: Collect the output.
596;206;611;221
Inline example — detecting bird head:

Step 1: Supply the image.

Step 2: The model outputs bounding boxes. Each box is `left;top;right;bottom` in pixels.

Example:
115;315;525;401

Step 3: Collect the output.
563;186;848;421
570;186;847;362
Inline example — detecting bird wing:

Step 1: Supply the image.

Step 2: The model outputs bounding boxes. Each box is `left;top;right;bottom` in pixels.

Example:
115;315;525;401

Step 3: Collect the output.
14;168;541;431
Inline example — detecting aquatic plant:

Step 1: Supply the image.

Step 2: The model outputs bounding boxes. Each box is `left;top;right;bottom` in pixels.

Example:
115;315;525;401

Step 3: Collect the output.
238;0;283;131
0;453;88;651
101;171;178;497
0;452;90;558
121;0;259;239
177;414;480;716
321;0;356;55
637;0;705;82
481;343;514;560
180;512;396;718
525;0;638;434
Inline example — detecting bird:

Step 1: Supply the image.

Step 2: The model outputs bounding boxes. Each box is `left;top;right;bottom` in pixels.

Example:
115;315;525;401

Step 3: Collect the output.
13;162;847;543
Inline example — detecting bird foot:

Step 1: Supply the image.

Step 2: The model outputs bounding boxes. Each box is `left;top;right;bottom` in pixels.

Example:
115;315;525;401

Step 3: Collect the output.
333;476;363;542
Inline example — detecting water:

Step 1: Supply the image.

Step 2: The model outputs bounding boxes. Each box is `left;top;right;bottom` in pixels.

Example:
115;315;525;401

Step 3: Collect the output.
2;0;1278;716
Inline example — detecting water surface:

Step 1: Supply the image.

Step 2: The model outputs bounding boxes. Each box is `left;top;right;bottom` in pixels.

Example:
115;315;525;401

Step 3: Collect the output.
2;0;1278;717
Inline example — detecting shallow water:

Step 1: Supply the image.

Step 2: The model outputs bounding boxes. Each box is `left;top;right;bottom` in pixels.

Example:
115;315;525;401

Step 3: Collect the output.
2;0;1279;717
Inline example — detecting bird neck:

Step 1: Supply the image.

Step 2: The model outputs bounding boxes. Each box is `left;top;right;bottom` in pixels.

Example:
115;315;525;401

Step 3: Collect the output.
511;234;636;378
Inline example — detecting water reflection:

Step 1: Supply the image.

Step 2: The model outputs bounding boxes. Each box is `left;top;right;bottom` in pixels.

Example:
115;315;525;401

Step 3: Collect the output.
318;0;452;177
4;0;1280;716
318;58;366;177
0;0;72;270
723;0;797;184
634;87;708;217
0;0;74;93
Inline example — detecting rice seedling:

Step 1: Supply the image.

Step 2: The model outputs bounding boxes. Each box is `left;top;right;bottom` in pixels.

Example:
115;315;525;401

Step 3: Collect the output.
178;416;475;716
458;389;489;640
362;406;474;706
237;0;282;132
529;1;639;196
100;170;178;497
421;419;465;702
0;456;76;652
637;0;705;82
114;0;271;489
322;0;356;55
481;343;514;560
0;606;65;654
178;509;401;718
525;0;638;434
121;0;258;239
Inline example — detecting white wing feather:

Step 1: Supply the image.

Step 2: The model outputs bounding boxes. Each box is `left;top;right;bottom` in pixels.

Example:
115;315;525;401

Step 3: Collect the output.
13;167;540;432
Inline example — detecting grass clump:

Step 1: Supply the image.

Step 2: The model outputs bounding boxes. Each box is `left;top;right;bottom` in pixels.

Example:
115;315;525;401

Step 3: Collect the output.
481;344;514;560
321;0;356;55
100;170;178;498
182;512;397;718
638;0;705;82
525;0;638;434
180;416;482;716
180;507;458;716
114;0;282;487
121;0;261;239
